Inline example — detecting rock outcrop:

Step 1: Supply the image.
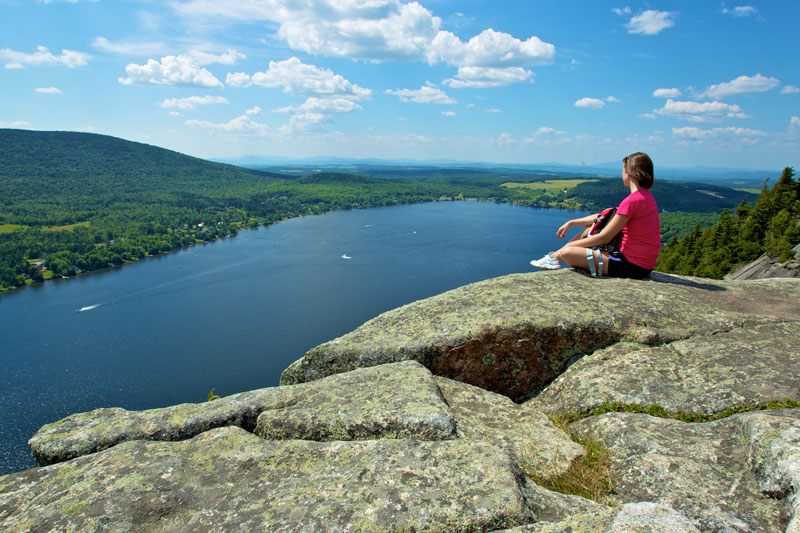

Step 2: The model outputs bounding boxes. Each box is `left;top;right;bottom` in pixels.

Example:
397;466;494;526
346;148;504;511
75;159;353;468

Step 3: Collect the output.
724;244;800;280
2;270;800;532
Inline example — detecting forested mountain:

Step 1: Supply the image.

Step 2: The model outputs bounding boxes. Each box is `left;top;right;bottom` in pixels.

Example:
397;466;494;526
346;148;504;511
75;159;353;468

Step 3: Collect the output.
656;168;799;279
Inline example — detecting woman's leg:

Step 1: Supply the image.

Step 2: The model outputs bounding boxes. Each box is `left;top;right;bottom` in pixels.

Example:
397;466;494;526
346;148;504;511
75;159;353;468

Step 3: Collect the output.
553;245;610;276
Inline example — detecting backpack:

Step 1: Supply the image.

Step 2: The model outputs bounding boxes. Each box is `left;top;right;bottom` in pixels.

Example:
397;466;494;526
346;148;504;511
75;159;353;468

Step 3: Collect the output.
584;207;623;277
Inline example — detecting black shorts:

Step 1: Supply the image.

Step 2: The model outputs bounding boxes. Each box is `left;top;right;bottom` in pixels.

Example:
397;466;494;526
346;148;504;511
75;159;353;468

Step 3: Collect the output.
606;252;652;279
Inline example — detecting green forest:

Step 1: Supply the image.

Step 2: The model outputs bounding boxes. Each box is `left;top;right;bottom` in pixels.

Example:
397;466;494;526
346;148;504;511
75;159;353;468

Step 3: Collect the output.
0;128;782;289
656;167;799;279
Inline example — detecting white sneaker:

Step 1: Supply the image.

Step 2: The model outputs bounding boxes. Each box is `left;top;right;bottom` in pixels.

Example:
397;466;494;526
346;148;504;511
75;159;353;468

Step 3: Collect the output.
530;252;561;270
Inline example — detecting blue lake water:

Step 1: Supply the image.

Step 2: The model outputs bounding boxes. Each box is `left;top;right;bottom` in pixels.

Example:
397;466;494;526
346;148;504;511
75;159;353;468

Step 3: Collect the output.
0;201;588;474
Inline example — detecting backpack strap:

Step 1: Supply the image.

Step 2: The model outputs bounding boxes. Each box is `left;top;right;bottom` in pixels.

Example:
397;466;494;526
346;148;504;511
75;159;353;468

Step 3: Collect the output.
596;250;604;278
586;248;597;277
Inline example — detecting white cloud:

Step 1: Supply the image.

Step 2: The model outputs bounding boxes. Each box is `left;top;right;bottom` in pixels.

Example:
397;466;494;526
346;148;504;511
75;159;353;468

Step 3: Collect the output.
385;85;455;104
605;96;620;103
186;114;271;136
159;95;229;110
612;7;632;16
700;73;780;99
535;127;566;135
639;113;657;120
493;132;514;146
781;85;800;94
485;108;502;113
273;97;363;115
281;113;333;134
119;50;243;87
626;10;677;35
0;120;31;128
443;66;532;88
229;58;371;99
672;126;767;139
721;6;757;17
0;45;89;68
428;28;554;68
653;88;682;98
441;110;456;117
245;106;262;115
575;97;605;109
92;37;167;57
791;116;800;128
654;99;747;122
172;1;554;71
34;86;63;94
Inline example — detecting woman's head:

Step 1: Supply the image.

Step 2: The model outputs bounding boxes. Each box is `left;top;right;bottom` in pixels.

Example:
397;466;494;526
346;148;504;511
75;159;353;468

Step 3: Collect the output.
623;152;654;189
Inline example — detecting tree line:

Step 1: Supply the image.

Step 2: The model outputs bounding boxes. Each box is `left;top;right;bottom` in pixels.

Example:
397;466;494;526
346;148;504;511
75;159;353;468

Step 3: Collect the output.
656;167;799;279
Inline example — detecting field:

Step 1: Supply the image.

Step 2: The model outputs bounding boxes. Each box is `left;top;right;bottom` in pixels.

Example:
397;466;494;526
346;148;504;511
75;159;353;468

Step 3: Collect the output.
0;224;27;234
501;179;599;191
46;222;91;232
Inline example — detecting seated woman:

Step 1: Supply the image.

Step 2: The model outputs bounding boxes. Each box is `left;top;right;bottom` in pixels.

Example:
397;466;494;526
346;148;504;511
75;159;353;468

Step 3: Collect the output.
531;152;660;279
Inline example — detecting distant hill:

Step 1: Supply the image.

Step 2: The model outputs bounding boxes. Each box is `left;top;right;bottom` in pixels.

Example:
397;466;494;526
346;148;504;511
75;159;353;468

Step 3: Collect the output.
215;155;779;188
0;129;281;225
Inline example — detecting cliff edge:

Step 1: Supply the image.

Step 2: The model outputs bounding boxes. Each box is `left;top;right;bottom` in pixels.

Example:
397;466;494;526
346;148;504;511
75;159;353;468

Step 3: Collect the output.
2;270;800;532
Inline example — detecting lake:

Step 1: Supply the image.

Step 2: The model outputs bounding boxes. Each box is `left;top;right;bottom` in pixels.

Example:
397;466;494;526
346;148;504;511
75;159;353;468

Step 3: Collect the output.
0;201;588;474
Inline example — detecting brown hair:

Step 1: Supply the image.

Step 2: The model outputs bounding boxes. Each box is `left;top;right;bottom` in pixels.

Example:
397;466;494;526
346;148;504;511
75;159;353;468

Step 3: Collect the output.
623;152;654;189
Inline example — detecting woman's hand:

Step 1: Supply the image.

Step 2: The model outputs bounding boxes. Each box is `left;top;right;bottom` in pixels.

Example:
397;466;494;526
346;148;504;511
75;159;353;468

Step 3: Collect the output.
556;221;572;238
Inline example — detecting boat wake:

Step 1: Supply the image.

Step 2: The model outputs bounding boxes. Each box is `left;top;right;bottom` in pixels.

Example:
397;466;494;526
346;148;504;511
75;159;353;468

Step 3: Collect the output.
341;254;352;260
76;304;100;313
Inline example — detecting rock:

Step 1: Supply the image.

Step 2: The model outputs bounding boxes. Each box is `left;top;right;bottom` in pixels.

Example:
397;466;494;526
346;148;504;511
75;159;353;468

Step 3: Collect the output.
725;244;800;280
531;321;800;415
2;427;534;532
281;271;800;401
29;361;457;467
497;502;701;532
570;409;800;532
434;376;583;479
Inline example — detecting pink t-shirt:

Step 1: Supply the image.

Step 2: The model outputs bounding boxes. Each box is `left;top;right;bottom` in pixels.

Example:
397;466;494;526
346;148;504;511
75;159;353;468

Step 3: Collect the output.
616;188;661;269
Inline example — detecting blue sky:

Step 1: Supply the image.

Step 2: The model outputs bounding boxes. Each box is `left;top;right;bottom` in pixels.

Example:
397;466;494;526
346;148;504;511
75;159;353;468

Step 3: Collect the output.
1;0;798;170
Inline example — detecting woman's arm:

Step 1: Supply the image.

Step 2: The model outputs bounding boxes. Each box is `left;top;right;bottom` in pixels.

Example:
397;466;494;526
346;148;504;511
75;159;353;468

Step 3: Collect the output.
556;213;600;238
577;213;629;248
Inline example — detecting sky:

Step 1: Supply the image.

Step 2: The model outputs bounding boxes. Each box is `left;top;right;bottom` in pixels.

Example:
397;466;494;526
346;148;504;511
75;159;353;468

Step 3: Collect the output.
1;0;798;170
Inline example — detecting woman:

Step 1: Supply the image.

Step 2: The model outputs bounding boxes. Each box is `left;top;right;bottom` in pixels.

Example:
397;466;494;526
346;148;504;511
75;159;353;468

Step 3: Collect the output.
530;152;660;278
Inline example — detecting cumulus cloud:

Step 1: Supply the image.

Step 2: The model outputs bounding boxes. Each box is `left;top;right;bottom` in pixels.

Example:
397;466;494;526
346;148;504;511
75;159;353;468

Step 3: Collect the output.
92;37;167;57
172;1;554;86
245;106;262;115
186;114;271;136
606;96;620;103
626;10;677;35
655;99;747;122
427;28;554;68
228;57;371;99
700;73;780;99
159;95;229;110
672;126;767;139
273;97;363;115
119;50;243;87
792;116;800;128
34;86;63;94
0;45;89;68
385;85;455;104
493;132;514;147
485;108;502;113
535;126;566;135
575;97;605;109
612;7;632;16
653;88;682;98
441;110;456;117
782;85;800;94
443;66;532;88
721;6;757;17
0;120;31;128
